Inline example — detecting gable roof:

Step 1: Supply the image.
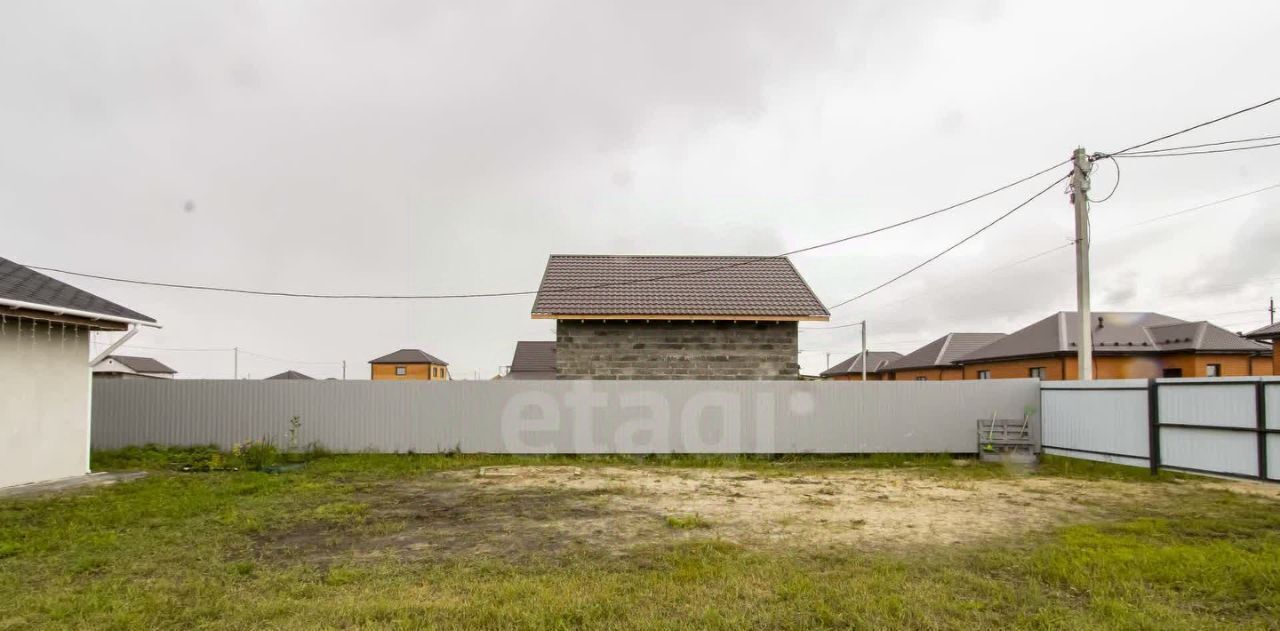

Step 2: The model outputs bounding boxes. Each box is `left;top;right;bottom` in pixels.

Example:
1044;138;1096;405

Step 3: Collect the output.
369;349;448;365
820;351;903;377
0;257;155;325
509;341;556;377
266;370;314;380
105;355;176;374
884;333;1006;371
957;311;1268;362
531;255;829;319
1246;322;1280;340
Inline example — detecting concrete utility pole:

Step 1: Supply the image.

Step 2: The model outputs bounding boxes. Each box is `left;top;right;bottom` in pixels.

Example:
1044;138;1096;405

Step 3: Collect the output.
860;320;868;381
1270;297;1275;325
233;346;239;380
1070;147;1094;380
342;360;347;380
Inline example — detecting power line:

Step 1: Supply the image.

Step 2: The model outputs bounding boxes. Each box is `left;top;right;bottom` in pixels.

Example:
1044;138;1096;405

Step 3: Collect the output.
24;160;1069;302
1116;133;1280;156
1117;182;1280;229
825;173;1070;311
1112;140;1280;159
1109;95;1280;155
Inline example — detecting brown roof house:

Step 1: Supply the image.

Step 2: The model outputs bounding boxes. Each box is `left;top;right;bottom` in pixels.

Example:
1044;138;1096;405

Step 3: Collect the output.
1242;322;1280;377
92;355;176;380
880;333;1007;381
369;349;449;381
265;370;314;380
819;351;903;381
532;255;830;379
1;256;158;488
955;311;1272;379
506;341;557;380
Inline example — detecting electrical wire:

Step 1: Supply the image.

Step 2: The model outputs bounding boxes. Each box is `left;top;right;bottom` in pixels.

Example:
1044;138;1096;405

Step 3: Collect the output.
824;173;1070;311
24;159;1069;302
1108;95;1280;156
1087;155;1120;203
1116;133;1280;156
1117;182;1280;229
1112;140;1280;159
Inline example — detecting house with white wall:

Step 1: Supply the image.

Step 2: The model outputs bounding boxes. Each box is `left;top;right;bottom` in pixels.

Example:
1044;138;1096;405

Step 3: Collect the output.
0;256;159;489
92;355;176;380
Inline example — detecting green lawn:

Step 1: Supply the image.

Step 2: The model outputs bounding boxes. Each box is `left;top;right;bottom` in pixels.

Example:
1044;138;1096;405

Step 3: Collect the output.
1;449;1277;630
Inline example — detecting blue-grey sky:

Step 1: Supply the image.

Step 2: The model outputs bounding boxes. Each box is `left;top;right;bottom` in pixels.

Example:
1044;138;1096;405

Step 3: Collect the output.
3;0;1279;378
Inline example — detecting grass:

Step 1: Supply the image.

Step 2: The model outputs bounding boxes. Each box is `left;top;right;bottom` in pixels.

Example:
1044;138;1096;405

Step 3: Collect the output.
665;514;712;530
0;448;1277;629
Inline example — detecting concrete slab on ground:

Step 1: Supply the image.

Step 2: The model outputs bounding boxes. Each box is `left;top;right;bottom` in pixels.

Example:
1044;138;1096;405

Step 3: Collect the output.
0;472;147;499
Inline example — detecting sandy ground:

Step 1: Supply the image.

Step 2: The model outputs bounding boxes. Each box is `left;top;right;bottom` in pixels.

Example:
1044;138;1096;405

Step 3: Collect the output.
253;465;1279;561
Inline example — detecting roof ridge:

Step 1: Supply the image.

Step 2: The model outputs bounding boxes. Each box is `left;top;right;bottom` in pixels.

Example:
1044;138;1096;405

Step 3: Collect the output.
934;334;953;366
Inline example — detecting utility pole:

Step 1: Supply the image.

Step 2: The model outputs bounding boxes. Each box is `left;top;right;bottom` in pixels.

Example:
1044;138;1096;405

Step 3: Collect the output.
342;360;347;380
1270;297;1275;325
233;346;239;380
1070;147;1094;380
860;320;868;381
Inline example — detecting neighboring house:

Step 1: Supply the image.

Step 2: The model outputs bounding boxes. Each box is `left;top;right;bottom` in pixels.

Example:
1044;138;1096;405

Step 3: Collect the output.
0;256;157;489
880;333;1007;381
505;341;556;380
819;351;903;381
955;311;1272;379
92;355;176;380
265;370;314;380
1244;322;1280;375
531;255;829;380
369;349;449;381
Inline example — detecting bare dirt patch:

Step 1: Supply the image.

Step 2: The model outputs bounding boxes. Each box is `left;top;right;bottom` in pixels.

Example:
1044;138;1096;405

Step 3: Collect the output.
255;465;1265;562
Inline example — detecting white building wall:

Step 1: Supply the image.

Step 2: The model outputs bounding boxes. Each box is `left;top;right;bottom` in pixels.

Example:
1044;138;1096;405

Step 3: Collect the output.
0;318;92;488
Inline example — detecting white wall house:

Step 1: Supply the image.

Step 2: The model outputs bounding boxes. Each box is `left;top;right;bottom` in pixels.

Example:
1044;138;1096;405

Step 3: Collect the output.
93;355;176;380
0;257;159;489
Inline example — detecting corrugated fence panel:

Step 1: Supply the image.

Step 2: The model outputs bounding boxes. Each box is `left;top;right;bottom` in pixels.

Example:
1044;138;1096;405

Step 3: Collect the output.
91;379;1042;454
1041;380;1149;468
1158;380;1256;428
1161;427;1258;477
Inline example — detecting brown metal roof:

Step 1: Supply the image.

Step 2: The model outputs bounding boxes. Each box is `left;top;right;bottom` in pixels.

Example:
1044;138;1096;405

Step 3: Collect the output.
820;351;903;377
1246;322;1280;339
0;257;155;323
368;349;448;365
265;370;314;380
956;311;1268;362
531;255;829;319
508;341;556;379
107;355;176;374
884;333;1006;371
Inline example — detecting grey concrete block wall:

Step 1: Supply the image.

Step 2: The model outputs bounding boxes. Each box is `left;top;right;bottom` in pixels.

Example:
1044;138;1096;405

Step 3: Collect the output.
555;320;800;380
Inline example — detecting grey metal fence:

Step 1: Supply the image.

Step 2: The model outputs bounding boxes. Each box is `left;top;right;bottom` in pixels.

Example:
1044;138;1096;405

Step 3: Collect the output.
1042;377;1280;481
91;379;1042;454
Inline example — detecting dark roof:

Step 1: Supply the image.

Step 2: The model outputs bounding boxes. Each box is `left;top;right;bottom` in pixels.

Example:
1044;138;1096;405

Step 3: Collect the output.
1246;322;1280;340
820;351;903;377
957;311;1268;362
508;341;556;379
0;257;155;323
265;370;314;380
106;355;176;374
531;255;829;318
369;348;448;365
885;333;1006;371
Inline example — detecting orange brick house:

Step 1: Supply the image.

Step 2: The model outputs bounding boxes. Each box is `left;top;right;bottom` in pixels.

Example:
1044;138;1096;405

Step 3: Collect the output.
819;351;903;381
369;349;449;381
954;311;1272;380
1245;322;1280;375
879;333;1006;381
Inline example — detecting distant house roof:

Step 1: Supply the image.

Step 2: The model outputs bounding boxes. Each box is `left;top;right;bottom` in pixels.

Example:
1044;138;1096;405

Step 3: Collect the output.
368;349;448;365
956;311;1269;363
104;355;176;374
266;370;314;380
820;351;903;377
531;255;829;320
1246;322;1280;340
507;341;556;379
0;257;155;326
885;333;1006;371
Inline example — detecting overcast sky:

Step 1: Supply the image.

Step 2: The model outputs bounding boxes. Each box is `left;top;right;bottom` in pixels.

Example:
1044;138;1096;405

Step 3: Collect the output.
3;1;1279;378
